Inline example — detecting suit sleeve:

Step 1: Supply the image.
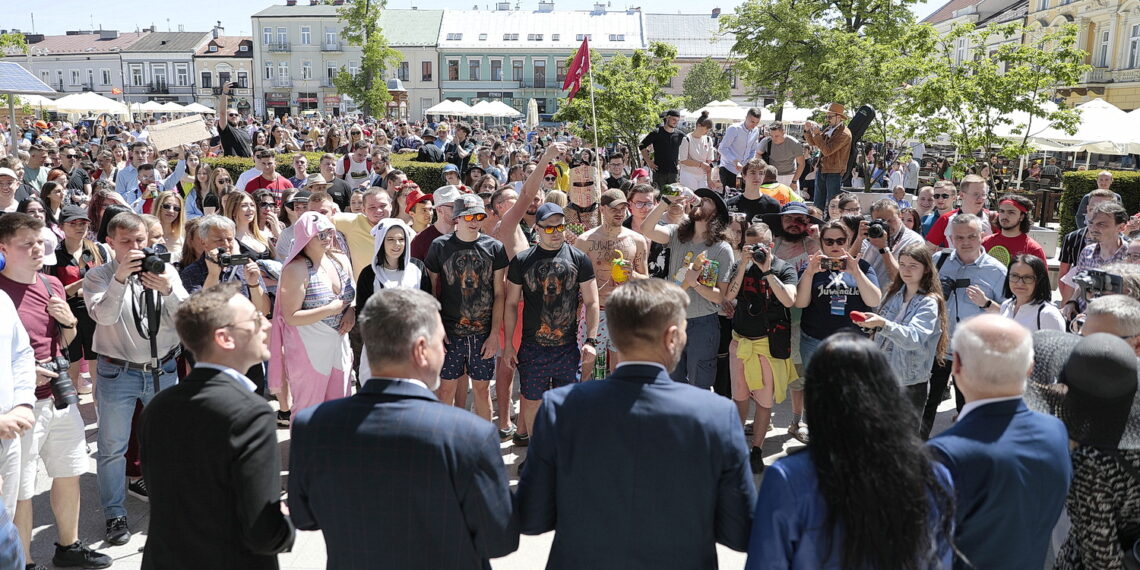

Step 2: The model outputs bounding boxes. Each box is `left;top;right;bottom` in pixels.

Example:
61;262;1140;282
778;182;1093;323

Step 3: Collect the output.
744;463;795;570
515;396;557;535
715;402;757;551
286;412;318;531
459;422;519;558
231;404;295;554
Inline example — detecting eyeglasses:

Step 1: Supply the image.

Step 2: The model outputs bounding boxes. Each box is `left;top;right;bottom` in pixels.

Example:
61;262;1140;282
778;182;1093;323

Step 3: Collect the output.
461;213;488;222
216;178;232;183
537;223;566;234
841;207;861;214
223;311;266;332
631;200;655;209
259;202;277;209
933;193;952;199
1008;273;1036;284
822;237;847;246
160;204;181;213
317;229;336;240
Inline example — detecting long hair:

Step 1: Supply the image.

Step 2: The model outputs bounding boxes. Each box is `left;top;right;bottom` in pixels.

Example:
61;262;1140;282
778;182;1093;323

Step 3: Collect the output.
1002;253;1051;303
154;190;186;244
677;206;730;247
191;162;213;214
180;217;203;265
222;191;275;257
883;243;950;361
805;333;956;569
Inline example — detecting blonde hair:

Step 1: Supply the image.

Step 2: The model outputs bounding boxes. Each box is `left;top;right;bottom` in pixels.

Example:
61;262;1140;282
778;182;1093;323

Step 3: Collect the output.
545;190;568;207
154;190;186;244
222;191;275;257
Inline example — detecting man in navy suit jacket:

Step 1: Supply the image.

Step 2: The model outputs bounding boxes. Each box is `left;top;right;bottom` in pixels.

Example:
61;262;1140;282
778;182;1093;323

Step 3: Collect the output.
516;279;756;569
928;314;1071;570
288;288;518;570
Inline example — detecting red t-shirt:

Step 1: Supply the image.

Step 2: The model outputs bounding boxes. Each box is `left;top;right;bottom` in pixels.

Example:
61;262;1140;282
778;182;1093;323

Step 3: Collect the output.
410;225;442;262
0;273;67;400
244;174;295;201
925;208;992;247
982;232;1047;266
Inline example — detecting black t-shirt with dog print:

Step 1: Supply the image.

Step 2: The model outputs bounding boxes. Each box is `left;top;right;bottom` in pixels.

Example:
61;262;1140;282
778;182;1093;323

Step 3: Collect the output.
425;233;509;338
507;243;595;347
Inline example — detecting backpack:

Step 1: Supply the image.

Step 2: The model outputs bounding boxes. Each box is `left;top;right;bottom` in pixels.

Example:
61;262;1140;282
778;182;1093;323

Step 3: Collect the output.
341;155;372;180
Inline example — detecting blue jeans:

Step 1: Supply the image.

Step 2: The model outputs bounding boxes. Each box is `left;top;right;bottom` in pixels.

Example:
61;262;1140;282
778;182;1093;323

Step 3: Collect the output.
813;173;843;210
95;357;178;519
670;314;720;389
799;332;824;371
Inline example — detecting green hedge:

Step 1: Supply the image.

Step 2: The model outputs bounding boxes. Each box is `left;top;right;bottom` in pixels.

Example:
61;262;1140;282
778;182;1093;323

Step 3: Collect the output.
199;152;447;193
1059;170;1140;235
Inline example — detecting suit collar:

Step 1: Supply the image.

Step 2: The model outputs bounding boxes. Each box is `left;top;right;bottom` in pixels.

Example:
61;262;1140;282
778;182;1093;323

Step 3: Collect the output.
359;378;439;401
958;397;1026;422
610;363;672;384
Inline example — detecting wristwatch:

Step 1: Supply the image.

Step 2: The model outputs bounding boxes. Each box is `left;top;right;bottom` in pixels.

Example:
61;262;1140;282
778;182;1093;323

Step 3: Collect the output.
879;246;890;255
983;299;993;309
584;337;598;347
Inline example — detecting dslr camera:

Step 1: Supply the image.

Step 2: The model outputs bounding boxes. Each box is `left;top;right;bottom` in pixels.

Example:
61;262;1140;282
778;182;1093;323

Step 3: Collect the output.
137;246;171;275
940;276;972;298
747;244;769;265
216;248;255;267
40;356;79;409
864;217;889;240
1073;269;1124;300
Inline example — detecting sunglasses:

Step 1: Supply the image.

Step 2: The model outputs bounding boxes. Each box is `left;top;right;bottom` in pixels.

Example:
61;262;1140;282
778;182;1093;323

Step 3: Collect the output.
543;176;556;182
933;193;952;199
259;202;277;209
461;213;488;222
822;237;847;246
537;223;566;234
63;154;78;159
317;229;336;240
228;113;239;117
161;204;181;212
216;178;232;183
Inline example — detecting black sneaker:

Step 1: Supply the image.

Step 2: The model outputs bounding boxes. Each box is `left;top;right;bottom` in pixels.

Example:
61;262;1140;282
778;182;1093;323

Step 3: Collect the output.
53;541;112;569
128;478;148;502
512;432;530;447
25;563;47;570
277;410;291;428
104;516;130;546
749;447;766;475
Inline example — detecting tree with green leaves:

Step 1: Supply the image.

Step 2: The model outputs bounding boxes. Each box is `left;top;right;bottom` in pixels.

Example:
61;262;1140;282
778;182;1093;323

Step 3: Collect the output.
553;42;682;164
333;0;402;117
0;33;31;110
905;22;1087;162
682;58;732;110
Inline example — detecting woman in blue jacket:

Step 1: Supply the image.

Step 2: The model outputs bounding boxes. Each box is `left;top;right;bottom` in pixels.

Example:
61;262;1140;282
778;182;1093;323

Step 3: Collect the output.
852;243;950;425
746;333;957;569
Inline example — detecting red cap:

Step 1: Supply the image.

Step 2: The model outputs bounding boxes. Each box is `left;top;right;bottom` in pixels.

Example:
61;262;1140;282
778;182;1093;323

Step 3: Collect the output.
631;167;650;180
404;186;433;213
544;164;558;178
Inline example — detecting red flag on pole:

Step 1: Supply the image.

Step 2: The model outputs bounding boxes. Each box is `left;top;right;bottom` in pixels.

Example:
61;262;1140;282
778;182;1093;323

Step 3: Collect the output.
111;87;122;95
563;37;590;100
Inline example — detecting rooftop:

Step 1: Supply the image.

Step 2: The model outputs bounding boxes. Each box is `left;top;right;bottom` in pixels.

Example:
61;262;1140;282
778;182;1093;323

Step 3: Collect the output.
2;30;150;57
378;10;444;47
644;13;735;59
195;36;254;57
921;0;979;24
121;32;211;53
437;9;645;50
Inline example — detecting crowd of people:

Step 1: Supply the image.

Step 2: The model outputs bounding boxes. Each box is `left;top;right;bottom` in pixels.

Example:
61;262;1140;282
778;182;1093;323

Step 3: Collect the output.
0;97;1135;570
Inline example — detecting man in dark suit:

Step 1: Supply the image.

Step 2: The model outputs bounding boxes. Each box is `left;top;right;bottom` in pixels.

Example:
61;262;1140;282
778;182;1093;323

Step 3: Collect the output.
516;278;756;569
288;288;517;569
140;282;294;569
928;314;1072;570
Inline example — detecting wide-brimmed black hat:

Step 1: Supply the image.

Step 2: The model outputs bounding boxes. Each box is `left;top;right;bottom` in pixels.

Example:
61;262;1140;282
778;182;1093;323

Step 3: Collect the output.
761;201;823;228
694;188;729;225
1059;333;1139;449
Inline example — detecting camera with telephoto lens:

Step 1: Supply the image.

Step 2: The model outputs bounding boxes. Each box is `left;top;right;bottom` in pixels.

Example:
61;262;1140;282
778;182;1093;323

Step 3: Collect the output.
1073;269;1124;300
40;356;78;409
940;276;972;298
137;247;171;274
750;244;769;265
865;217;889;240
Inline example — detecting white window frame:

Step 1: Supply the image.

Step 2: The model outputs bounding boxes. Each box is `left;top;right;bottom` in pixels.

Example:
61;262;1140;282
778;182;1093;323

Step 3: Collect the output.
40;71;49;84
236;71;248;88
490;58;503;81
302;60;312;80
263;27;272;45
70;69;81;85
1095;27;1110;67
276;27;287;45
326;62;338;84
175;63;189;87
1131;24;1140;69
511;59;524;81
129;64;144;87
264;61;274;80
468;59;480;81
301;26;311;45
101;69;111;85
1036;0;1048;10
151;64;168;86
278;62;289;80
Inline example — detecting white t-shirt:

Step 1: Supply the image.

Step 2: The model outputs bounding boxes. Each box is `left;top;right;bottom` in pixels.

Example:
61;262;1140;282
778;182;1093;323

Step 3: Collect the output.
336;155;371;188
678;133;715;190
999;299;1066;332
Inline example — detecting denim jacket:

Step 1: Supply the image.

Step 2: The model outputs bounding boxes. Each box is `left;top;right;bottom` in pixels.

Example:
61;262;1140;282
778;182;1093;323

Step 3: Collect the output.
875;291;943;386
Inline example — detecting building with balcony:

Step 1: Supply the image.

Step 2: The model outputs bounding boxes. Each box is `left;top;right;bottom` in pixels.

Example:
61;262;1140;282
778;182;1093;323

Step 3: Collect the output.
120;31;213;104
644;11;767;107
2;29;149;102
251;2;443;119
193;33;254;113
436;3;645;118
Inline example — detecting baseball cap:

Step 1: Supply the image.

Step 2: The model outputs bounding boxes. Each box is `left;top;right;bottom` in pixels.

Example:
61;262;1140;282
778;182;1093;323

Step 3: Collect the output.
664;109;681;118
422;128;437;139
287;190;311;206
404;188;433;213
442;163;460;174
59;205;90;224
535;202;564;223
630;167;650;180
452;194;485;219
599;189;628;208
0;168;16;180
433;185;462;207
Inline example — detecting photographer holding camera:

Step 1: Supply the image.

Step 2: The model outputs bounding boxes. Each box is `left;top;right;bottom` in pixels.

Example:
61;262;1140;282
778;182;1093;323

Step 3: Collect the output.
858;199;925;283
920;213;1007;439
0;213;112;568
84;211;189;546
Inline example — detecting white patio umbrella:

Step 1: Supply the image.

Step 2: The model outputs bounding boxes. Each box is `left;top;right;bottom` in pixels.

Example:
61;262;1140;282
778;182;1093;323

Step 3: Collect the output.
15;95;56;111
468;100;495;117
182;102;214;114
424;99;471;116
135;100;166;112
487;100;522;118
1024;98;1133;155
159;101;186;113
696;100;747;123
53;92;129;119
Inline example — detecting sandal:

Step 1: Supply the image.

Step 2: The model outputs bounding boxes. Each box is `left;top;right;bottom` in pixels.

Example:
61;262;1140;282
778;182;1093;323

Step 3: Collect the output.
787;422;810;444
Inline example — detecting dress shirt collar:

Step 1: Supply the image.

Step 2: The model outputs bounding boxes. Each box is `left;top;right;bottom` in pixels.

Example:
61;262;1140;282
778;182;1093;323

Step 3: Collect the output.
365;376;429;391
195;362;257;392
615;361;669;374
957;395;1023;422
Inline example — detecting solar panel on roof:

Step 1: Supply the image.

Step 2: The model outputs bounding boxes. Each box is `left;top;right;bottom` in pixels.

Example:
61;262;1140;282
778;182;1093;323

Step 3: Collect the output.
0;62;56;94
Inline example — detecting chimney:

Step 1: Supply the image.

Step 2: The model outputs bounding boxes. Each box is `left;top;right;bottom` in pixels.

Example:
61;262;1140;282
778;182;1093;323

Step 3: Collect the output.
711;7;721;17
98;29;119;40
286;0;297;5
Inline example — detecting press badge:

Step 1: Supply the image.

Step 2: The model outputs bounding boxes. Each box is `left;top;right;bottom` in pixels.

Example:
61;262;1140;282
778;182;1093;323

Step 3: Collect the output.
830;295;845;316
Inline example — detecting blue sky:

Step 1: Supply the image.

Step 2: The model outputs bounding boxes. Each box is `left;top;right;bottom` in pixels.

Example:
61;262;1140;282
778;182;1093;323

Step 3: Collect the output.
10;0;943;37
